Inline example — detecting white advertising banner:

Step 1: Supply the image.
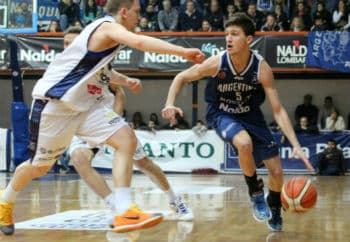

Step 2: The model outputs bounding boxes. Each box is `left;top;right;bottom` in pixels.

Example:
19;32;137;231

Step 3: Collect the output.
92;130;224;172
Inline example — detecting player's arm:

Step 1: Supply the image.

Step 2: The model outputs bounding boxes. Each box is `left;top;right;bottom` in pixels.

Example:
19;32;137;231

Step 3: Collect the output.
162;55;220;122
259;61;315;172
109;83;126;116
104;23;205;64
109;69;142;94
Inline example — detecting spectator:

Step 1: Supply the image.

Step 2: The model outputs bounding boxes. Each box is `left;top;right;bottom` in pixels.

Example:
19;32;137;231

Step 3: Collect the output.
318;96;337;129
294;116;319;135
163;113;190;130
317;139;346;176
310;15;329;30
332;0;349;30
149;112;161;126
261;13;283;31
257;0;274;14
223;2;238;26
144;4;159;31
325;110;346;131
233;0;247;13
135;16;152;32
204;0;224;31
47;20;62;32
157;0;178;31
9;6;26;28
312;1;332;29
178;0;203;31
290;16;306;31
131;111;147;130
294;94;319;126
291;1;312;30
83;0;98;25
199;19;212;31
192;120;208;136
95;0;106;17
19;1;32;27
58;0;81;30
145;120;159;134
246;2;265;30
274;3;289;30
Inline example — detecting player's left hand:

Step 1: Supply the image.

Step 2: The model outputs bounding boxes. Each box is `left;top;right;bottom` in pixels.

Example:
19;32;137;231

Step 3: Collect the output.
289;147;315;172
183;48;205;64
126;78;142;94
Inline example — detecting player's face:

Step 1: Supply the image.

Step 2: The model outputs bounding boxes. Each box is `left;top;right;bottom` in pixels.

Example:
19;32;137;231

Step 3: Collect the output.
123;0;141;31
225;25;252;55
63;33;79;49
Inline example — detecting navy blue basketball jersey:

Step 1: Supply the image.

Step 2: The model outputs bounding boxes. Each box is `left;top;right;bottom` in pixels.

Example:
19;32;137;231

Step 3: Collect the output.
205;50;265;126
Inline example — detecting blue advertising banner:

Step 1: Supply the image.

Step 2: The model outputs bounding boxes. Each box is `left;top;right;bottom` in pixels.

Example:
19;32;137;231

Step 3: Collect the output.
306;31;350;73
223;131;350;172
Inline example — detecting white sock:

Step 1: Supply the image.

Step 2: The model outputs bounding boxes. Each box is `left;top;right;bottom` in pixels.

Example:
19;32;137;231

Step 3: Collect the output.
114;187;131;214
165;188;177;204
1;182;18;203
104;193;115;210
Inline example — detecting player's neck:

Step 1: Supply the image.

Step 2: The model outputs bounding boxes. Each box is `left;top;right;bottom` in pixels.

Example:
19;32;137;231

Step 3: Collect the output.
229;50;251;73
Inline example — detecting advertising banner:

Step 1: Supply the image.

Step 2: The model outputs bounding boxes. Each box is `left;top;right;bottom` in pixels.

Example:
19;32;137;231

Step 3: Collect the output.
223;131;350;172
306;31;350;73
264;35;308;69
92;130;224;172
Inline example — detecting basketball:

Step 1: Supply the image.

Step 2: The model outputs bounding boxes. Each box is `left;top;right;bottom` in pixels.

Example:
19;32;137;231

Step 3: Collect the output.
281;176;317;213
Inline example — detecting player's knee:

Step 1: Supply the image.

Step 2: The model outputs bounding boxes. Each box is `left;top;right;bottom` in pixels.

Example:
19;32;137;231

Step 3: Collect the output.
32;165;52;178
134;157;152;170
108;126;137;151
70;148;93;168
269;166;283;179
236;141;253;155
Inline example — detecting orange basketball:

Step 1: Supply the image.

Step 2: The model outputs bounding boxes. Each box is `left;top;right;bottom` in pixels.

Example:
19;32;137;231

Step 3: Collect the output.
281;176;317;213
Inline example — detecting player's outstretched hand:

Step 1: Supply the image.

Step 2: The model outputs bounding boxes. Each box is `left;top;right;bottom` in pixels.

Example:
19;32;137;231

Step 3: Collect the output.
183;48;205;64
162;105;183;125
126;78;142;94
289;147;315;172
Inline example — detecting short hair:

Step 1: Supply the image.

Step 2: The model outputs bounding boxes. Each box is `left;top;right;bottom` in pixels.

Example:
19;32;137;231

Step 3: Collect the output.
64;26;82;36
328;138;336;144
225;13;255;36
105;0;134;15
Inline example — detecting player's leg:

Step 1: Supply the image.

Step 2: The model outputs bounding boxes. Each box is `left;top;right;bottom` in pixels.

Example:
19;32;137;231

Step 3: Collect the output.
79;106;163;233
133;141;193;221
263;156;283;231
213;114;271;222
0;100;77;235
70;147;114;207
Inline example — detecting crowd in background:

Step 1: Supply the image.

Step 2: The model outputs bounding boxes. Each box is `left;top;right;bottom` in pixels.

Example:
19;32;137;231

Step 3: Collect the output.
34;0;350;33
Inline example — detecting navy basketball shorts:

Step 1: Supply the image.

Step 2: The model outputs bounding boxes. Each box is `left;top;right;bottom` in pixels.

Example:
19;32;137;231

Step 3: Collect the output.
212;113;279;166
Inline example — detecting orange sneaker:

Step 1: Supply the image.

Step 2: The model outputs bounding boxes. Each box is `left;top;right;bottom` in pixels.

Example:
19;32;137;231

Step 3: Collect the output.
112;204;163;233
0;190;14;235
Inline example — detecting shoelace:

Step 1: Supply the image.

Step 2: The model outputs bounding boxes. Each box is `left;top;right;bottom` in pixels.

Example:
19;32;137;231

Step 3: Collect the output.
176;201;189;214
0;204;13;224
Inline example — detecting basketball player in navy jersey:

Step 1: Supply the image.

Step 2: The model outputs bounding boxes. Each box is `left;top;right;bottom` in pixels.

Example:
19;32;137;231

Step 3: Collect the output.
162;13;314;231
62;26;193;221
0;0;204;236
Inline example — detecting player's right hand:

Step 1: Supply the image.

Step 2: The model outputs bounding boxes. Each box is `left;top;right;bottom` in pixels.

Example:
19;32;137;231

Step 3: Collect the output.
162;105;183;125
183;48;205;64
289;147;315;173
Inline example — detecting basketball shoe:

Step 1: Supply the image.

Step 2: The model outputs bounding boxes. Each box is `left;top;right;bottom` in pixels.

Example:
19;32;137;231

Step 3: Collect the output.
111;204;163;233
267;208;283;231
169;196;194;221
251;191;271;222
0;190;14;235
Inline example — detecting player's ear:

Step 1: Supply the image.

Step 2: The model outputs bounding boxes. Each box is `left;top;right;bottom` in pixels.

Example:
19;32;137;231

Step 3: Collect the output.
246;35;254;44
119;7;128;18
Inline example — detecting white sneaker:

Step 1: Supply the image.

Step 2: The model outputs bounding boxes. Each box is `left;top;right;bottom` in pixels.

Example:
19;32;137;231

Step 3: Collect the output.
169;196;194;221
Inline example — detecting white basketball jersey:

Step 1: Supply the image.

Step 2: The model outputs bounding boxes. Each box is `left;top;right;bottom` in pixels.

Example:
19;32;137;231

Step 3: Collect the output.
32;15;121;112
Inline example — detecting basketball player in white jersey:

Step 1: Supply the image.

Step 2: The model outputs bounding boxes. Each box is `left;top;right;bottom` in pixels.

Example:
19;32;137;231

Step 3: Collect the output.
0;0;204;236
62;26;193;221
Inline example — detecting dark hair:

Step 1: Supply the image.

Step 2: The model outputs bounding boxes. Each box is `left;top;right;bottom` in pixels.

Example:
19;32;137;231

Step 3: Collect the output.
225;12;255;36
328;138;336;144
105;0;134;15
64;26;82;36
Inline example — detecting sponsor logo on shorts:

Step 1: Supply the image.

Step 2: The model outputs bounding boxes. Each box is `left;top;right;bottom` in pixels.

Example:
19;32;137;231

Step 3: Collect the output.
108;116;122;125
87;84;102;95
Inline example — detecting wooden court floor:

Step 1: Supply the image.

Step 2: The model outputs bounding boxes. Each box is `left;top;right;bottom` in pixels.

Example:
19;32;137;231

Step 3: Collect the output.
0;172;349;242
